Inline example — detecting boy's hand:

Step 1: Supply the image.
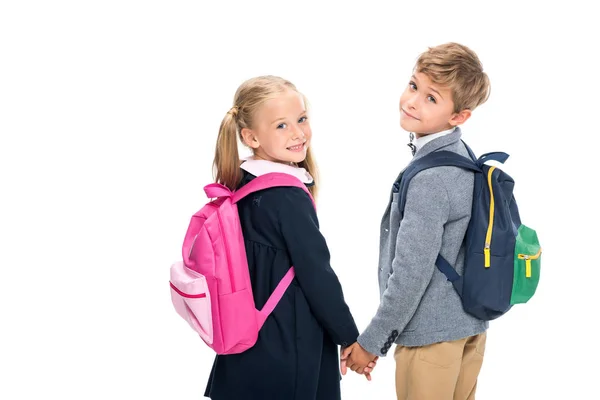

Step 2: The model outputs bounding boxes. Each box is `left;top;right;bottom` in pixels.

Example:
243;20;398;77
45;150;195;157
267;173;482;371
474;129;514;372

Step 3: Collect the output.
340;342;378;379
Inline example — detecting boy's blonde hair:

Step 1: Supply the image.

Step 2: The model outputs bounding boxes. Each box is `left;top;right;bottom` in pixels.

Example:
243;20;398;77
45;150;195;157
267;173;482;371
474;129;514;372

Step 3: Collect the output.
213;75;319;198
415;43;491;113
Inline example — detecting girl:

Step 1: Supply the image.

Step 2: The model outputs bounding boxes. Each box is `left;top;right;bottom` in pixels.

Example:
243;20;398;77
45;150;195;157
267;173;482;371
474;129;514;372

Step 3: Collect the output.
204;76;373;400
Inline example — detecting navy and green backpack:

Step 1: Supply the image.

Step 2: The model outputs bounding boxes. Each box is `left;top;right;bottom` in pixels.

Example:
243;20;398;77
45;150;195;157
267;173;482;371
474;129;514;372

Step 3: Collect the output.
397;142;542;321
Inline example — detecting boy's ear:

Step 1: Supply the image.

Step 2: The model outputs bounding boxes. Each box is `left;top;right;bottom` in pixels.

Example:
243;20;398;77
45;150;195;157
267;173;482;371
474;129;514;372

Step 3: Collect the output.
449;109;472;127
241;128;260;149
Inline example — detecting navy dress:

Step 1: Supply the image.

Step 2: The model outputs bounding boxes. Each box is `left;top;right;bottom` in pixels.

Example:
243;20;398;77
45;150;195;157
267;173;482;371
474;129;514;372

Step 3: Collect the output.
204;170;359;400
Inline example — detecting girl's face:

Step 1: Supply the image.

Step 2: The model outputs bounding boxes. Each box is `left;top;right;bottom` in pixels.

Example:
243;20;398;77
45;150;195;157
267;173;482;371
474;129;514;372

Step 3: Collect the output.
241;90;311;164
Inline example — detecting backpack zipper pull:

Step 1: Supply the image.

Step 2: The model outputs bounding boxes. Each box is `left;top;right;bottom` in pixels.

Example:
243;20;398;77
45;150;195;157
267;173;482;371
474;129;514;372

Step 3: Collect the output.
523;255;532;278
518;248;542;278
484;243;491;268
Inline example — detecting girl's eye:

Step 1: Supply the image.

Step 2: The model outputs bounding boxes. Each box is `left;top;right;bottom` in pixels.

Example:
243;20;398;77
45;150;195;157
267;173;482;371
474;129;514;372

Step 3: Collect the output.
427;95;437;104
409;81;417;90
298;116;307;123
277;123;287;129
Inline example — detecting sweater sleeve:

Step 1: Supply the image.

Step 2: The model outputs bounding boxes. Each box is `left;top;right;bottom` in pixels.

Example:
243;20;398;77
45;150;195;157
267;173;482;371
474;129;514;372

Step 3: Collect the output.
357;171;450;357
277;187;359;346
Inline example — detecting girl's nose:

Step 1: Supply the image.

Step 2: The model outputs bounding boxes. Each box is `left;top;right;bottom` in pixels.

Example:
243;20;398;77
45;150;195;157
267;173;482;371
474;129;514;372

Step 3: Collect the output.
292;125;305;140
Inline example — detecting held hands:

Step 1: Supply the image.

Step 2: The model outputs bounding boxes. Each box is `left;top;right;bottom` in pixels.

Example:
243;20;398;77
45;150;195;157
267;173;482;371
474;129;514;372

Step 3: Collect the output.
340;342;379;381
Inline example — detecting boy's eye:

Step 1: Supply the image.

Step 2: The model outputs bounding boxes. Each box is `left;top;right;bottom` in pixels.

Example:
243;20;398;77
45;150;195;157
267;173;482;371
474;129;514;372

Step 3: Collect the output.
409;81;417;90
427;95;437;104
277;123;287;129
298;116;307;123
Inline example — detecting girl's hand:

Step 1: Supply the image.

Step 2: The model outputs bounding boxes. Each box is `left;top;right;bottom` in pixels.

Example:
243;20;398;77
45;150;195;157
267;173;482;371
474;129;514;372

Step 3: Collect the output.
363;357;379;381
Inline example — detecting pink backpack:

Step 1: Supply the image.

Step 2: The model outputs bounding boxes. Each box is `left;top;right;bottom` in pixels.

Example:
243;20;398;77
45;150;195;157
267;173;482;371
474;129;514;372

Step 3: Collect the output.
169;172;315;355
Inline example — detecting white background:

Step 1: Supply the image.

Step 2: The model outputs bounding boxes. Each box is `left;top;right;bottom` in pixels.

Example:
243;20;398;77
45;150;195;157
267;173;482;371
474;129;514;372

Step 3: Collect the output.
1;1;598;399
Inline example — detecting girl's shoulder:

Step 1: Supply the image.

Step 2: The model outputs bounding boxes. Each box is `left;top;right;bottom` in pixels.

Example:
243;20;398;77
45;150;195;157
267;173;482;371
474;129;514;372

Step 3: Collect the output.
238;170;315;215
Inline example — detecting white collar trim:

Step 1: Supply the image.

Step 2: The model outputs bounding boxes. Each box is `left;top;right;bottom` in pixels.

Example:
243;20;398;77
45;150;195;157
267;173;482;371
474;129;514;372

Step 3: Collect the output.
240;158;314;184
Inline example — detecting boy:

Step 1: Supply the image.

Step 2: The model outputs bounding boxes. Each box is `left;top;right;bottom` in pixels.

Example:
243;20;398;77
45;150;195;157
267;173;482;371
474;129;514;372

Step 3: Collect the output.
342;43;491;400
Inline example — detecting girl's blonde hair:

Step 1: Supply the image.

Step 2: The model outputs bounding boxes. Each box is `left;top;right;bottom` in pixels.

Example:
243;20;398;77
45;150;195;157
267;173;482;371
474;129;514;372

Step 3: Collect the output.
213;75;319;198
415;42;491;113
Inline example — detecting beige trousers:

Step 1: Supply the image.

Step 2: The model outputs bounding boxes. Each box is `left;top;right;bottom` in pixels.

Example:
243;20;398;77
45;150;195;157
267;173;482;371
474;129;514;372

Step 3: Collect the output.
394;332;486;400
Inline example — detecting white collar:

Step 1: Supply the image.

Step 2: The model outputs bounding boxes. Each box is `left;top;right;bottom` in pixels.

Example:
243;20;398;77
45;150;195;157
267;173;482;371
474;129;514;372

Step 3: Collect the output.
413;127;456;153
240;158;314;184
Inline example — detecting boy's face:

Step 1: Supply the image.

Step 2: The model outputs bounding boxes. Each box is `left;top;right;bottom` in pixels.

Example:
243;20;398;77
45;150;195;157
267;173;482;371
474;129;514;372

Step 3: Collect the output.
399;72;469;137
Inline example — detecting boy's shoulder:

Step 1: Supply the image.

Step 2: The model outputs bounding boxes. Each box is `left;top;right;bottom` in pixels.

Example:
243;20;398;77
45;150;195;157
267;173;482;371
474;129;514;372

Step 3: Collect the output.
406;140;475;205
408;163;473;198
412;138;473;177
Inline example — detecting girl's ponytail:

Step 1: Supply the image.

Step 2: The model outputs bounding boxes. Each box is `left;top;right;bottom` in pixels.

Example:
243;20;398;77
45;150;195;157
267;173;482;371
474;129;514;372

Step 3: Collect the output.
213;107;241;191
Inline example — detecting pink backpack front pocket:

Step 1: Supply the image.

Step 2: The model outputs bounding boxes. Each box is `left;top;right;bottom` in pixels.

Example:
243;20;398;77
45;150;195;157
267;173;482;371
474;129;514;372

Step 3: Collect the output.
170;261;213;344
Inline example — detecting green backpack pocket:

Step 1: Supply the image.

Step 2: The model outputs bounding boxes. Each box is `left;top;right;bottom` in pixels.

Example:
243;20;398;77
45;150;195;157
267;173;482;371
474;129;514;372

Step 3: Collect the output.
510;224;542;305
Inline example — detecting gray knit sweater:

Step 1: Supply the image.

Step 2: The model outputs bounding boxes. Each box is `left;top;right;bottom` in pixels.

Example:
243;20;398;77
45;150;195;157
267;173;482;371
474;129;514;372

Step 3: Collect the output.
357;128;488;357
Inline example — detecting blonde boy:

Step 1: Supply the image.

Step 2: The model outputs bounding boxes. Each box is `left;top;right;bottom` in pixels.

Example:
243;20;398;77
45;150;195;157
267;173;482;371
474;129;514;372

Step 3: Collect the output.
343;43;491;400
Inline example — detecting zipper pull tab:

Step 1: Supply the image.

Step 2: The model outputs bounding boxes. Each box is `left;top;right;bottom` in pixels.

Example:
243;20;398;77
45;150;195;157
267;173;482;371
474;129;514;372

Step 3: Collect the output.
524;255;532;278
484;243;491;268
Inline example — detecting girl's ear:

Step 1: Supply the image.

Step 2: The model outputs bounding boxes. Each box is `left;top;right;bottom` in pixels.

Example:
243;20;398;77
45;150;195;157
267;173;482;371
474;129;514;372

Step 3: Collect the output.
241;128;260;149
449;109;472;126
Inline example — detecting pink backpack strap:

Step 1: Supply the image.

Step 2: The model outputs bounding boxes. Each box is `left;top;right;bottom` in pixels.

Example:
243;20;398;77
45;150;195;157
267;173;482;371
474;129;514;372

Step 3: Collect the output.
232;172;315;207
232;172;316;328
256;267;295;329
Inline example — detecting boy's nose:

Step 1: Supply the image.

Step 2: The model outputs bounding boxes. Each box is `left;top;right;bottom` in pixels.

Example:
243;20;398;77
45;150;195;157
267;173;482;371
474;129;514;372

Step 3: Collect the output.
406;95;417;110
